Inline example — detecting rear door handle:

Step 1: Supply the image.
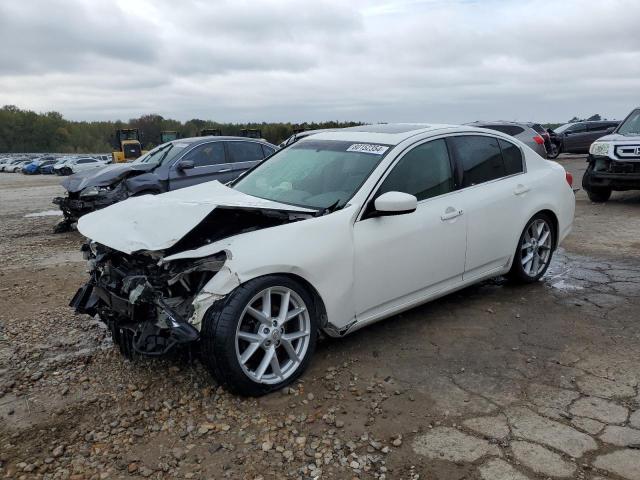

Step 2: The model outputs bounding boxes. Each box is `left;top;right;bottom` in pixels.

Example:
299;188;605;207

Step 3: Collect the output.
441;207;464;221
514;184;530;196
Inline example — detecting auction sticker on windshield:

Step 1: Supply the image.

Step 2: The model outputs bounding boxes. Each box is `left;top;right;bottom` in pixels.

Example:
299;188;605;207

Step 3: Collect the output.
346;144;389;155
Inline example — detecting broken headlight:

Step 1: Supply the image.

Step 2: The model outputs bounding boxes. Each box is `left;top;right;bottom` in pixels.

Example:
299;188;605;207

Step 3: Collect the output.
79;185;112;197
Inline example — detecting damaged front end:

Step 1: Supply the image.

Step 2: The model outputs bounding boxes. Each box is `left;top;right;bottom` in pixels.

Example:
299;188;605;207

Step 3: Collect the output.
71;242;225;357
71;198;315;358
53;183;130;232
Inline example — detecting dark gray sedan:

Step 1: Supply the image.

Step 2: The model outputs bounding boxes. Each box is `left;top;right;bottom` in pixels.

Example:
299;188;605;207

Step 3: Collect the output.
53;136;277;232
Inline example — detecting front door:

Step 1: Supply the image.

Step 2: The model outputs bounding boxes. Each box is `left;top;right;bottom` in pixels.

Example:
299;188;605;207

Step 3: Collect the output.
563;123;588;153
169;141;232;190
353;138;467;323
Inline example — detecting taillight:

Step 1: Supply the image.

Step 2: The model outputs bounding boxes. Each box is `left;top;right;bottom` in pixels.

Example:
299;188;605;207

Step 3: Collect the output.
533;135;544;145
565;172;573;186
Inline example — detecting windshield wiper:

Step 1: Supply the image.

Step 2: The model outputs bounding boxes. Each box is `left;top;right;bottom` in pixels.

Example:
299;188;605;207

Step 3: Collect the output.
315;199;341;217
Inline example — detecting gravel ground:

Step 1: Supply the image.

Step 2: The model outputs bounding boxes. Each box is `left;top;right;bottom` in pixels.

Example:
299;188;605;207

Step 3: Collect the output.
1;156;640;480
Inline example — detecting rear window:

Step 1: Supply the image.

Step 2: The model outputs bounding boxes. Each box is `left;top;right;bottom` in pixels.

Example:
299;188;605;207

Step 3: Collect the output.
477;125;525;136
530;124;546;134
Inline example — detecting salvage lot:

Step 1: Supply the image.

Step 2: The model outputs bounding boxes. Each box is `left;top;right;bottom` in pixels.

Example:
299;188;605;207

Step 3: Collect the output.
1;155;640;479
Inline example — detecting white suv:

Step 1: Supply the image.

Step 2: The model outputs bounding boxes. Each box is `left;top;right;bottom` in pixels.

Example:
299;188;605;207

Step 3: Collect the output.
583;107;640;202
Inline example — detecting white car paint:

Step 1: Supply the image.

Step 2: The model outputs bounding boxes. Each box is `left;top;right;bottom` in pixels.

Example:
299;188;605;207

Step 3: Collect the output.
54;157;108;174
80;125;575;335
77;181;315;254
5;161;29;172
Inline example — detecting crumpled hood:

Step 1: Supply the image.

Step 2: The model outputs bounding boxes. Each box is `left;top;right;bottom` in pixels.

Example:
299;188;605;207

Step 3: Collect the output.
77;181;316;255
62;163;155;192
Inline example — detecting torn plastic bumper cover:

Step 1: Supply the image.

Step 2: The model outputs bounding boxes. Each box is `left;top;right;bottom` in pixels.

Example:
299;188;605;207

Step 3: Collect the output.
71;243;224;356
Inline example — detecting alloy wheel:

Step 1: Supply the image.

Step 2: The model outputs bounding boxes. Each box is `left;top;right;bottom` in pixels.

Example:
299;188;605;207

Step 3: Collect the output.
520;219;552;277
235;286;311;385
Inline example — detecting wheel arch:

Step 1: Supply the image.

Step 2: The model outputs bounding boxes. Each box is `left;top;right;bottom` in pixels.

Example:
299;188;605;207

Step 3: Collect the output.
241;272;329;331
536;208;560;249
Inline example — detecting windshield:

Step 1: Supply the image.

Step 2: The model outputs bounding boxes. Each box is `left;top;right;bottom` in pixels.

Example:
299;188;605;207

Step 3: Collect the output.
618;109;640;136
554;123;573;134
233;139;391;209
133;142;187;166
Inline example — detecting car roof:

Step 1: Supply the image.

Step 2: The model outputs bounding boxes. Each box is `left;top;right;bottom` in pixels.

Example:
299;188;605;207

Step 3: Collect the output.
308;123;458;145
468;120;531;127
171;136;273;146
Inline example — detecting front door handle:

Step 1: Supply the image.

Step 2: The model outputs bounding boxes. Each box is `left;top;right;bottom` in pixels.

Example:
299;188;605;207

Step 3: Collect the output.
441;207;464;221
514;184;530;196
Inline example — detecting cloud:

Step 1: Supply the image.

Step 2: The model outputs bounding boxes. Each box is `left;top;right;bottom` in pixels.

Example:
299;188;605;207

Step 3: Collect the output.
0;0;638;123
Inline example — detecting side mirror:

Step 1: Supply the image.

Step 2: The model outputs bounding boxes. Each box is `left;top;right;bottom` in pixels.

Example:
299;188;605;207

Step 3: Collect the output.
177;160;194;171
373;191;417;216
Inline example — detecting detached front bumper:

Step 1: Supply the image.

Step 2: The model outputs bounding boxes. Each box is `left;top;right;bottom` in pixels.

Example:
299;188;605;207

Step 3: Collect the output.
583;155;640;191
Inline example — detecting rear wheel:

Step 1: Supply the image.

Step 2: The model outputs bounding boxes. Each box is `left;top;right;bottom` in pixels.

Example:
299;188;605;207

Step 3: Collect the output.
201;276;318;396
586;187;612;203
508;213;555;284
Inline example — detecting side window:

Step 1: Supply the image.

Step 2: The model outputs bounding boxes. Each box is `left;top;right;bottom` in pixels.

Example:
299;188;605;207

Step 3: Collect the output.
448;135;505;187
181;142;225;167
227;142;265;163
262;145;275;157
78;159;92;164
587;123;605;132
377;139;454;201
499;139;524;175
567;123;586;133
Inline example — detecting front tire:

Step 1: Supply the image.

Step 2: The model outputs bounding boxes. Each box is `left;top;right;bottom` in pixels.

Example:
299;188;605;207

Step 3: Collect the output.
546;143;560;159
586;187;611;203
201;276;318;396
508;213;555;284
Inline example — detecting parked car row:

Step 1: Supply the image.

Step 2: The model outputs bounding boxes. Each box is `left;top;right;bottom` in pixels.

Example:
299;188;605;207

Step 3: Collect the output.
0;153;111;175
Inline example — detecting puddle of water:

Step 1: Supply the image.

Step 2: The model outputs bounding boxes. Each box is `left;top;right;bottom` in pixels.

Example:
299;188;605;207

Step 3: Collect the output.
550;279;584;292
24;210;63;218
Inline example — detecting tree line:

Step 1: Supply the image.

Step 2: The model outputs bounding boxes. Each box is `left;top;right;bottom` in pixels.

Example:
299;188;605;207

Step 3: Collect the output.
0;105;611;154
0;105;362;153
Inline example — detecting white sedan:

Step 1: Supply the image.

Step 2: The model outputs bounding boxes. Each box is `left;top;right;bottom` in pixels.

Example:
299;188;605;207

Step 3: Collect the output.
54;157;108;176
73;124;575;395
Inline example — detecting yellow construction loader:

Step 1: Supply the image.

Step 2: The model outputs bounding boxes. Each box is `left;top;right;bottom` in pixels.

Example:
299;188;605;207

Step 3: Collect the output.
161;130;178;143
112;129;147;163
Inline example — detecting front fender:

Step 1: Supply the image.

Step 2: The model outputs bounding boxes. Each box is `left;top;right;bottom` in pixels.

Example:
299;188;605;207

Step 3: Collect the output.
123;173;165;195
173;206;359;332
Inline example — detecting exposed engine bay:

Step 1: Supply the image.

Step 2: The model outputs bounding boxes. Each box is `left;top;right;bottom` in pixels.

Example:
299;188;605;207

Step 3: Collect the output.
71;206;311;357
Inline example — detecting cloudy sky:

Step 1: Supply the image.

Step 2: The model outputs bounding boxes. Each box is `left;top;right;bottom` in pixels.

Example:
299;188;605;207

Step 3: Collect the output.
0;0;638;123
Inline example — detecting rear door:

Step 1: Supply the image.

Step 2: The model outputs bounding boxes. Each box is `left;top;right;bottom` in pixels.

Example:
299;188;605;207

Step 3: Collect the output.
446;135;528;279
169;141;229;190
225;141;268;180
